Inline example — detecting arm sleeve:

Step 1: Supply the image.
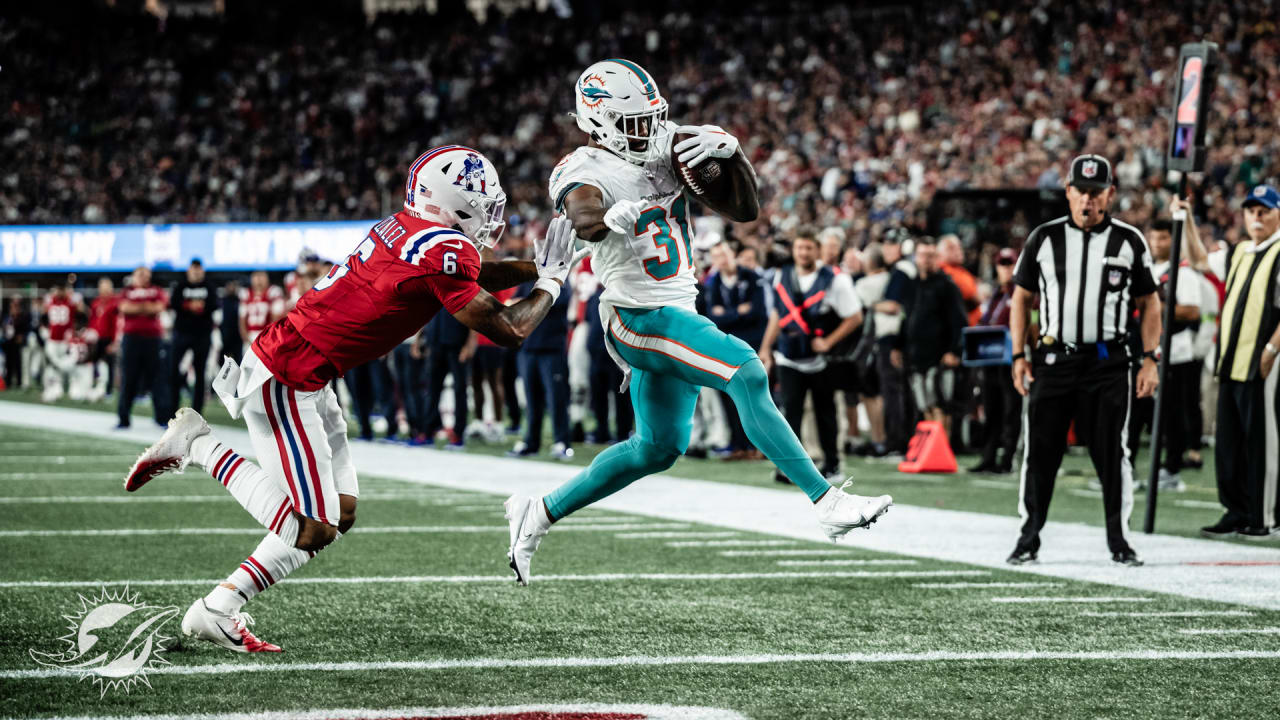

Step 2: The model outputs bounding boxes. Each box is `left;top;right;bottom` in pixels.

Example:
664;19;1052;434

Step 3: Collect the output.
423;244;483;314
884;270;908;303
1013;230;1040;291
1129;233;1158;297
829;273;863;318
549;149;612;211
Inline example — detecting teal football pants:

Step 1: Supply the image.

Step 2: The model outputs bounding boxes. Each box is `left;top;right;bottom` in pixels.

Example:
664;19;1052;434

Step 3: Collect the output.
543;305;833;520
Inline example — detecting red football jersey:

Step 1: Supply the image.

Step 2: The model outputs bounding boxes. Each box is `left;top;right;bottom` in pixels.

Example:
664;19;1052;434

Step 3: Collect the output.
89;295;119;342
254;211;482;390
240;285;284;339
44;293;81;342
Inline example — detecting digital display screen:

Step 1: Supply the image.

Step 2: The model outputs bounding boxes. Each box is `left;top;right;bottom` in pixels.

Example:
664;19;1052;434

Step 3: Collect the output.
1171;56;1204;160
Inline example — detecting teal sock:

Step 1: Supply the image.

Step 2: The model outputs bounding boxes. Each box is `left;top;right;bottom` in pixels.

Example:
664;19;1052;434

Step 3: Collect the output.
543;435;679;520
725;359;833;502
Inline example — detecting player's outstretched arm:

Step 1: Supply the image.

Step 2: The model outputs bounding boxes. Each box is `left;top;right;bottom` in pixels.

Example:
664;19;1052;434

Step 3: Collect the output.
450;216;577;347
452;289;554;348
477;260;538;292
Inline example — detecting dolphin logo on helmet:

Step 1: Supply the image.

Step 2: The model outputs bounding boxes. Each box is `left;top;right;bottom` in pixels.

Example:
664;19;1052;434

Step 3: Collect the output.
570;59;670;165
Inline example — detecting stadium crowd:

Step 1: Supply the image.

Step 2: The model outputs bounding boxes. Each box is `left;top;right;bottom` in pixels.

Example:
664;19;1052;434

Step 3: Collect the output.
2;0;1279;534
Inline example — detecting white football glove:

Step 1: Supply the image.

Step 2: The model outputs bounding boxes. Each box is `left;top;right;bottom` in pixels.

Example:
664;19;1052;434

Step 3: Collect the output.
532;216;575;301
673;125;739;168
602;198;648;236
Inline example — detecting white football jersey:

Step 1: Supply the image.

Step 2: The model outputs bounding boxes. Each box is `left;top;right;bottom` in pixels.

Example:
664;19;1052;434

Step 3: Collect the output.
549;143;697;310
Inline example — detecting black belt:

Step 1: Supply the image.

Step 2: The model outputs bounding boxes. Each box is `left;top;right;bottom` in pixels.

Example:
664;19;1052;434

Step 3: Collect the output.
1038;337;1130;360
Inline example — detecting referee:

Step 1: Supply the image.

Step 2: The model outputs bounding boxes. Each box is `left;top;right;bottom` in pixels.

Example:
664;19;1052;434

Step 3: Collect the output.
1007;154;1163;567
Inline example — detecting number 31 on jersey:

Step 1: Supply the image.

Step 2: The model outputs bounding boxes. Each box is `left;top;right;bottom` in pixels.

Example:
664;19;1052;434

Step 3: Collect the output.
635;195;693;281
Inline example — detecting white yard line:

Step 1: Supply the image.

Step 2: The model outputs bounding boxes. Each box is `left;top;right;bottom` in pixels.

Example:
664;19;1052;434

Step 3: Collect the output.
1080;610;1256;618
1177;627;1280;635
1174;499;1225;510
0;523;691;538
4;401;1280;610
914;582;1065;589
774;559;919;566
0;569;990;590
992;596;1154;604
33;706;749;720
5;648;1280;681
0;473;125;480
614;531;741;539
969;478;1018;490
717;549;854;557
667;540;800;548
0;455;139;462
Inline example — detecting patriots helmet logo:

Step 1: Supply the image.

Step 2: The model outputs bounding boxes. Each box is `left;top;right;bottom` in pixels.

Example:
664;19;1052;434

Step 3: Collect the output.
453;153;488;195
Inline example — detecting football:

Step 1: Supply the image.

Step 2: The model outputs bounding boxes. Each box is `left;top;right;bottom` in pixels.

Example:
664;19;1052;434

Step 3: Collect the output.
670;132;760;222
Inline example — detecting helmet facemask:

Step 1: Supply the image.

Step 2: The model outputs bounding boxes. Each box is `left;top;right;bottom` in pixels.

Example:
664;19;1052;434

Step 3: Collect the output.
457;191;506;249
603;102;669;165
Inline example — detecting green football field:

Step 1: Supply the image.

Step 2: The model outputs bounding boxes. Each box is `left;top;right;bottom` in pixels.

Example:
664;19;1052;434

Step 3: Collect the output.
1;412;1278;719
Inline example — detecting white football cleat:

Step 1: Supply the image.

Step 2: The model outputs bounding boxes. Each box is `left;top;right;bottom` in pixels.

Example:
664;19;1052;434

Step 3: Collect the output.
815;480;892;542
180;598;282;653
505;494;549;586
124;407;210;491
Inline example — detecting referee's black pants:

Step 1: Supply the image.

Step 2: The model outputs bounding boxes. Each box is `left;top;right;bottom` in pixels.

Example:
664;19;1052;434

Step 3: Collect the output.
778;364;839;473
1214;375;1279;530
1016;350;1136;555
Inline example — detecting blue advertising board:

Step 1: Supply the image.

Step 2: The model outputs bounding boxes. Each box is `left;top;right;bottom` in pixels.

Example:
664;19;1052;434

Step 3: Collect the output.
0;221;378;273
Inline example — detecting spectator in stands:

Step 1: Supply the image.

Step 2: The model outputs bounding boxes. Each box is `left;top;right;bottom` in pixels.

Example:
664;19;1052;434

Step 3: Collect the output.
872;229;916;455
88;277;119;396
116;266;169;429
899;238;966;436
971;248;1021;474
760;232;863;481
705;241;768;458
851;244;890;457
169;258;216;416
422;313;473;449
509;279;573;460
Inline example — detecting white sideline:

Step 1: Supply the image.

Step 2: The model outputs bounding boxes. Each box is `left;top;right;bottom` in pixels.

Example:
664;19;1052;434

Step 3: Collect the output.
3;401;1280;610
4;648;1280;680
614;531;740;539
0;492;504;505
0;523;690;538
0;569;990;589
992;596;1153;604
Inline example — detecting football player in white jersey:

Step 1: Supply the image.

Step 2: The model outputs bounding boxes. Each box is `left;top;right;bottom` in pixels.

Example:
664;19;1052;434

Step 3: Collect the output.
504;59;893;584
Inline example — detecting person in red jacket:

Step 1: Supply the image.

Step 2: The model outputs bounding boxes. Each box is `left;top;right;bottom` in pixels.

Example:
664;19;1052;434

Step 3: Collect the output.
88;277;120;396
115;266;168;427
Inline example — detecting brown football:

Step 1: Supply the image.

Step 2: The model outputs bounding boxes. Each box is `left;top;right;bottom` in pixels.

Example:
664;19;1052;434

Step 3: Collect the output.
671;132;760;222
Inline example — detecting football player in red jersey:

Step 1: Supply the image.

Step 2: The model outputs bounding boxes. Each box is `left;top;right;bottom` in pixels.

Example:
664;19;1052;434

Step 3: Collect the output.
124;145;578;652
41;280;84;402
238;271;284;344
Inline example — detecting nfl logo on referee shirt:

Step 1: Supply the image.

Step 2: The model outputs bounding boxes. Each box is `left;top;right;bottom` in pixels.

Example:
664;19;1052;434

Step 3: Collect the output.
28;586;178;697
1109;269;1123;287
1082;160;1098;178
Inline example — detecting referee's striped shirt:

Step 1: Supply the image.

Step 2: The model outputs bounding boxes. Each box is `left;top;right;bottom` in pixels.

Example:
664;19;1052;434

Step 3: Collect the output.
1012;215;1157;345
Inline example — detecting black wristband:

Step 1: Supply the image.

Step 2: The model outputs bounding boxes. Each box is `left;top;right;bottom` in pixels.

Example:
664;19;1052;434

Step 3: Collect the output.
1142;349;1157;361
1012;352;1025;361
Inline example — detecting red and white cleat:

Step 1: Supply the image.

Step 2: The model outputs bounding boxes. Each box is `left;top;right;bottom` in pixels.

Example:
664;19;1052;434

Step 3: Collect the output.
181;598;282;653
124;408;210;492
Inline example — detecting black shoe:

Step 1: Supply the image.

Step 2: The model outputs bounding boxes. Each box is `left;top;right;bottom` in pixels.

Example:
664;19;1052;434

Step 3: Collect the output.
1112;549;1144;566
685;447;708;460
774;470;792;486
992;461;1013;474
969;460;995;474
1006;548;1038;565
1200;517;1243;539
819;465;843;481
1237;527;1278;541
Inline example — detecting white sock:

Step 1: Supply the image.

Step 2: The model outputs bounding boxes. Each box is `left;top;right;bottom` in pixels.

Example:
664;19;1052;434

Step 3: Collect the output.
205;531;335;614
191;436;299;546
